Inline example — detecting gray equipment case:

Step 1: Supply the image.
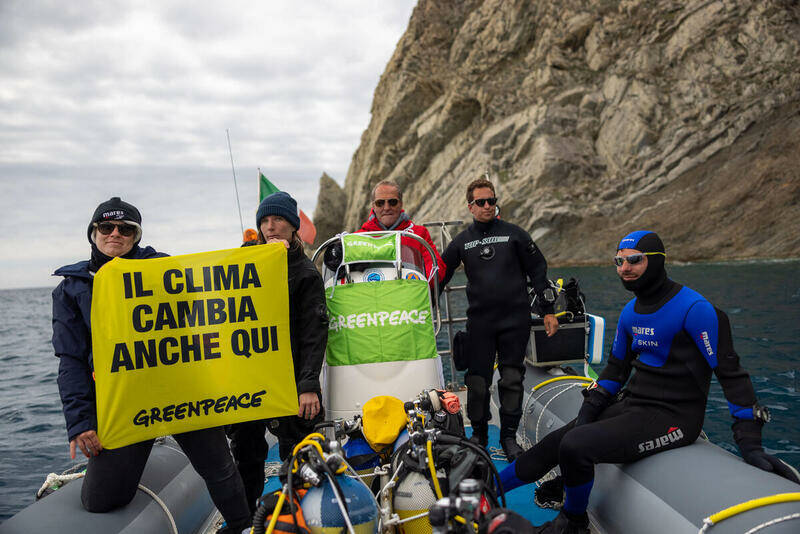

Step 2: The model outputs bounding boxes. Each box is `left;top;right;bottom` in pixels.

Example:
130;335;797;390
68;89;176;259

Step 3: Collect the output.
527;314;589;367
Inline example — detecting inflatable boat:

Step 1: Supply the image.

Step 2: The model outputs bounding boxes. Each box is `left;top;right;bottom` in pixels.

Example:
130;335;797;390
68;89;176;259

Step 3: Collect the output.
516;367;800;533
0;437;218;534
2;228;798;533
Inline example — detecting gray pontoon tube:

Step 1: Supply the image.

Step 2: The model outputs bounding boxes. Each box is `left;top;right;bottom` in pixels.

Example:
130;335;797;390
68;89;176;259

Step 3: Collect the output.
518;366;800;534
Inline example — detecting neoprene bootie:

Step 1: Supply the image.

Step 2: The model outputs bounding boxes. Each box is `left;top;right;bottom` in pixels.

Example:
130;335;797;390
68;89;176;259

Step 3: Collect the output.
501;436;524;461
534;475;564;509
531;510;589;534
469;424;488;447
216;518;252;534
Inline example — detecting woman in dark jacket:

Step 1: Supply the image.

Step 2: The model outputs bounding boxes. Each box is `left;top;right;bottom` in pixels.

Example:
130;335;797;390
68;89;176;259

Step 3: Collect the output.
227;191;328;515
53;197;250;534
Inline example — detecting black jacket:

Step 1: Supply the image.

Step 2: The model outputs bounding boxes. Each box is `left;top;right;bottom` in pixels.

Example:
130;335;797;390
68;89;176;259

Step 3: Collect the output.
441;218;553;329
52;245;164;442
286;244;328;394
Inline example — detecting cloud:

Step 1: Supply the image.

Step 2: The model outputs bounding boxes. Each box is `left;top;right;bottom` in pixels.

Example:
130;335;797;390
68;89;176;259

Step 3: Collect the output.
0;0;416;289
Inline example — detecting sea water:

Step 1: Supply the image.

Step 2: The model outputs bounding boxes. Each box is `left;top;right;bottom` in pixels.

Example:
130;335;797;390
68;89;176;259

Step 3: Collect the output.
1;260;799;521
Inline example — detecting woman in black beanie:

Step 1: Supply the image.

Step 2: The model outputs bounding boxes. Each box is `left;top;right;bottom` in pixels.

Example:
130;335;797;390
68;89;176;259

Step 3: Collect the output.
227;191;329;516
52;197;251;533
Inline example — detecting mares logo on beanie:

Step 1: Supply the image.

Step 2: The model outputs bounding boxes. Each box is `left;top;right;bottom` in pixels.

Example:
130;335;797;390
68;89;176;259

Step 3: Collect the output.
617;230;667;295
87;196;143;245
617;230;664;255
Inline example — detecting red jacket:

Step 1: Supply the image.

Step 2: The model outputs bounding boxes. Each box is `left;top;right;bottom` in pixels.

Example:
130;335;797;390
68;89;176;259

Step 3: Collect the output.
357;211;446;284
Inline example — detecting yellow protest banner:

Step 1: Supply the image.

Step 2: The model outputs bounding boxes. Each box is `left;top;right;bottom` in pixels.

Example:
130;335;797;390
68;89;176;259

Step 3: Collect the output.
91;244;298;449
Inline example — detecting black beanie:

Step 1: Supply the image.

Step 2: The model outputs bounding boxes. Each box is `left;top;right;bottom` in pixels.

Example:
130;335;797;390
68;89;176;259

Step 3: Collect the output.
256;191;300;230
617;230;667;295
87;197;143;246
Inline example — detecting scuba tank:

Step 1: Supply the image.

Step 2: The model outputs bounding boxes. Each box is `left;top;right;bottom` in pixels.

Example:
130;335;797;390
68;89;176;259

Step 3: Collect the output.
393;469;439;534
391;390;502;534
301;475;379;534
251;432;379;534
342;435;383;493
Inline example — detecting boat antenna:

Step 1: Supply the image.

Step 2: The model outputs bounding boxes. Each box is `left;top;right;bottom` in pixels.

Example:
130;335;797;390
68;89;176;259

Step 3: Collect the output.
226;128;245;237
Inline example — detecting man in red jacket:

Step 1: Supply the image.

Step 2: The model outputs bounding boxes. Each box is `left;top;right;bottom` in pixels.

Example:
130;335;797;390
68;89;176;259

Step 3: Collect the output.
356;180;446;284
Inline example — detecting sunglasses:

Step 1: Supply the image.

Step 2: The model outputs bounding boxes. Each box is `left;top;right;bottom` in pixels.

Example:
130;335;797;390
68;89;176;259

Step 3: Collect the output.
374;198;400;207
613;252;666;266
96;222;137;237
470;197;497;207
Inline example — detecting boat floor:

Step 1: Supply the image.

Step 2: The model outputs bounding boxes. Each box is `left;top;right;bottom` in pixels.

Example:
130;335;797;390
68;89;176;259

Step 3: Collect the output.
205;427;569;533
205;388;600;533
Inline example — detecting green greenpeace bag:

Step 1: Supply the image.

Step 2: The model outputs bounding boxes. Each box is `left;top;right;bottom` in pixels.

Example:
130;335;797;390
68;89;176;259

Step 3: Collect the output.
326;279;437;366
341;233;397;263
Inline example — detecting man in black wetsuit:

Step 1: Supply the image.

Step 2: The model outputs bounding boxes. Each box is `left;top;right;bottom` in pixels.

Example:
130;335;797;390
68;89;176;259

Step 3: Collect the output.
497;230;800;534
441;177;558;461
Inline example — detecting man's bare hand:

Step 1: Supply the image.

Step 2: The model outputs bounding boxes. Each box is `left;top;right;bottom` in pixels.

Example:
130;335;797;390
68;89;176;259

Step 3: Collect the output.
70;430;103;459
543;314;559;337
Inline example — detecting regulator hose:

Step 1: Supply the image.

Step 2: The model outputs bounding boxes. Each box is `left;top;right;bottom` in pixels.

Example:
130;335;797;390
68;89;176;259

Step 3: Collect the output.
699;493;800;533
532;376;594;392
263;491;287;534
426;438;444;500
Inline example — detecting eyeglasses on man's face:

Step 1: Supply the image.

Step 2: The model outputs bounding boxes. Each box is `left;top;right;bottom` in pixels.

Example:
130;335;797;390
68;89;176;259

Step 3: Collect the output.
96;222;136;237
469;197;497;207
613;252;665;267
374;198;400;208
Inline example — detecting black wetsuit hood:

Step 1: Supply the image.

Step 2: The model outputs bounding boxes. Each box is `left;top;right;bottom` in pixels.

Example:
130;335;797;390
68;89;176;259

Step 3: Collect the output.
617;230;668;303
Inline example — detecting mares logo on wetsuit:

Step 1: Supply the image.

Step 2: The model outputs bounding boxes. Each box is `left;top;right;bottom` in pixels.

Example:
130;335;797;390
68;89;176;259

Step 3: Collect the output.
701;331;714;356
632;326;658;348
638;426;684;453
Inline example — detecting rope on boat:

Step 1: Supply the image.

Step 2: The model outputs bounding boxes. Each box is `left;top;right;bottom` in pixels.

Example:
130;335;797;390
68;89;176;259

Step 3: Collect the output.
523;382;585;447
514;378;590;483
36;471;178;534
519;376;593;447
264;461;283;479
488;446;507;461
155;436;187;458
743;512;800;533
36;472;86;499
137;482;179;534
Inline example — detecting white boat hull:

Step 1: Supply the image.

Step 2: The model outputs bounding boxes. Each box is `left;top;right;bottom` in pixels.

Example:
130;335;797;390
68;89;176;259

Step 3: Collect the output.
324;356;445;420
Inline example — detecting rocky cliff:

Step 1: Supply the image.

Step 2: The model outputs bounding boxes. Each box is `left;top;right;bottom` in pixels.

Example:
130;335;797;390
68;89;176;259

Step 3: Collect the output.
314;0;800;262
311;172;347;248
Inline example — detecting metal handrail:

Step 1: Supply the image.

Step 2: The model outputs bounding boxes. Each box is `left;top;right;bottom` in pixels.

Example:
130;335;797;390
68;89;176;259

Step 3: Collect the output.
312;223;470;388
421;221;466;383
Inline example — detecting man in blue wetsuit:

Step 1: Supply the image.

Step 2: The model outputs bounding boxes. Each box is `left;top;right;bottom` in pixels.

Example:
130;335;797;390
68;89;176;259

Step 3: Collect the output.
441;177;558;461
498;230;800;534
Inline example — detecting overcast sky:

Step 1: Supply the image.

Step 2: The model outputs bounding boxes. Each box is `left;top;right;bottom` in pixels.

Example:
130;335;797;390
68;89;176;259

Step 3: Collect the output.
0;0;416;289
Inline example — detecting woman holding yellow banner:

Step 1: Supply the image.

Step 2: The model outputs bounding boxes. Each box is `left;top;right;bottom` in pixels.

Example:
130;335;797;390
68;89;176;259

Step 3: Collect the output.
227;191;328;516
52;197;251;534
